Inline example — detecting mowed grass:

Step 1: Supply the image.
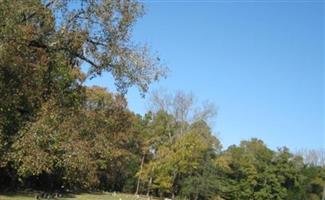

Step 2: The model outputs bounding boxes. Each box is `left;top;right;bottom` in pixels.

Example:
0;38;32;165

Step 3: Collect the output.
0;192;150;200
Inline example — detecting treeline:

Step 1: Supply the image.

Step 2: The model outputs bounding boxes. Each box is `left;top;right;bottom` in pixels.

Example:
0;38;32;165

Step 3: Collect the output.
0;1;324;200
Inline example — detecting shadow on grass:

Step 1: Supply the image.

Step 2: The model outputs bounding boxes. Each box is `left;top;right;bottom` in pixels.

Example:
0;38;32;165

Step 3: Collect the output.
0;191;77;199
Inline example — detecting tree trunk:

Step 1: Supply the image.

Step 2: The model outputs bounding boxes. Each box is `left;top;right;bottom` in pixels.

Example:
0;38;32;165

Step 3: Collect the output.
146;177;152;197
322;182;325;200
171;171;178;200
135;154;145;195
194;193;198;200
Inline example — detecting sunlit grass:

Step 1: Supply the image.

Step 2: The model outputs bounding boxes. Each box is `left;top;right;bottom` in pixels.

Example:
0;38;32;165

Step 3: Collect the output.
0;192;150;200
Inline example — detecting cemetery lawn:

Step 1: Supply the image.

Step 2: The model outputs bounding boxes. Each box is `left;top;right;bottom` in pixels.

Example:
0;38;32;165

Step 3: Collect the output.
0;192;150;200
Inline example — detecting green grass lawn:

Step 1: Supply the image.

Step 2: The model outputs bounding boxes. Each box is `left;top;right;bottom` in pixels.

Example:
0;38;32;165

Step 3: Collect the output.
0;192;150;200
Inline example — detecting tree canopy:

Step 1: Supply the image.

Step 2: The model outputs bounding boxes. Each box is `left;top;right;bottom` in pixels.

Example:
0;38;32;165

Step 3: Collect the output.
0;1;324;200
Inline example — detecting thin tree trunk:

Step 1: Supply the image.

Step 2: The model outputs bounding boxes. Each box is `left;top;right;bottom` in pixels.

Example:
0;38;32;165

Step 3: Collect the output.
135;154;145;195
146;177;152;197
322;182;325;200
194;193;198;200
171;171;178;200
167;123;173;144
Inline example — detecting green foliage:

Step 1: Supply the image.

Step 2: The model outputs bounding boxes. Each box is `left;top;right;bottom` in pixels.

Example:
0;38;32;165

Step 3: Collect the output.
9;87;143;189
139;113;222;199
297;166;325;200
215;139;306;200
180;162;220;200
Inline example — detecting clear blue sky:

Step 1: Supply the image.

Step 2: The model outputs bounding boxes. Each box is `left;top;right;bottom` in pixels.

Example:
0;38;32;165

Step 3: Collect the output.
85;1;324;151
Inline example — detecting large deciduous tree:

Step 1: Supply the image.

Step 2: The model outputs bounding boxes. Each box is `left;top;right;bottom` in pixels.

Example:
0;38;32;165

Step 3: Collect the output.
0;0;165;191
138;91;221;199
